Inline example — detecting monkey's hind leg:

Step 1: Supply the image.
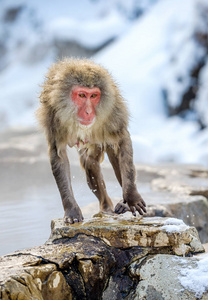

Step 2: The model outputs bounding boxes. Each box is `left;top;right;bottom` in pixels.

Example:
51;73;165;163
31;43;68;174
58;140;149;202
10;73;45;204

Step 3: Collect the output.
79;145;114;214
106;145;130;214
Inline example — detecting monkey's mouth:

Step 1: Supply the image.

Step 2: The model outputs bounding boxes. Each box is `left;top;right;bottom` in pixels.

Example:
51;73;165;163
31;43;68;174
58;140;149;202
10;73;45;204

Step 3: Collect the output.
79;118;95;127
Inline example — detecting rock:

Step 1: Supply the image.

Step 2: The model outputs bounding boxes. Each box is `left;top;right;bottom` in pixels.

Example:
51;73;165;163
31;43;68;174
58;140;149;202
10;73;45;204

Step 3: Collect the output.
0;216;206;300
128;254;208;300
0;232;145;300
146;195;208;244
151;167;208;198
132;164;208;243
49;216;204;255
0;263;73;300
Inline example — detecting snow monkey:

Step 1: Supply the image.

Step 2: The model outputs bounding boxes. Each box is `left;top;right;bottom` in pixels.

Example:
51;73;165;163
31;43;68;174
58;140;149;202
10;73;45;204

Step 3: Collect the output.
37;58;146;224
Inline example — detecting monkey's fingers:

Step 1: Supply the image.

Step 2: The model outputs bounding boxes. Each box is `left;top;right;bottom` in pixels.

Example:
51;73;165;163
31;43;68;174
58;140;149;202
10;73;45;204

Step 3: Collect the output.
114;201;130;214
136;201;147;214
114;204;127;214
129;206;136;217
135;196;147;214
140;198;146;208
129;202;147;216
134;204;145;215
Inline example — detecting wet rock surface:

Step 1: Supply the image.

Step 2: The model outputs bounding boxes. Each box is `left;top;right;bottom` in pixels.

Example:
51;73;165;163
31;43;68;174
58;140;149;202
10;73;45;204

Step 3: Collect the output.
0;216;207;300
128;254;208;300
142;164;208;243
49;216;204;255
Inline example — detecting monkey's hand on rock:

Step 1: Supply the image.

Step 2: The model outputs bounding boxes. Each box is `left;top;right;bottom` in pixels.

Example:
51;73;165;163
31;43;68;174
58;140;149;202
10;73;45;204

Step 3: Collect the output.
126;190;147;216
114;201;131;214
64;205;84;224
115;191;146;216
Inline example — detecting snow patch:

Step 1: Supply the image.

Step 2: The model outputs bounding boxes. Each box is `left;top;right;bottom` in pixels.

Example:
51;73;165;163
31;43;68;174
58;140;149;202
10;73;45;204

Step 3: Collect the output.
163;218;185;226
161;218;188;233
179;254;208;298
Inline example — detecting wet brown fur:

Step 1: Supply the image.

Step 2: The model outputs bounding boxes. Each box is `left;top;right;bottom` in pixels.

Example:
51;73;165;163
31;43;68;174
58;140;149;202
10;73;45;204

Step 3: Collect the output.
36;58;146;223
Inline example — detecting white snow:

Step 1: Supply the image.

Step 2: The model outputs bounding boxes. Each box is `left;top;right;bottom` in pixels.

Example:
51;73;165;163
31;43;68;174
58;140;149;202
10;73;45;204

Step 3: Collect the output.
47;10;129;49
195;59;208;126
163;218;185;226
0;0;208;166
95;0;208;166
179;254;208;298
161;218;188;233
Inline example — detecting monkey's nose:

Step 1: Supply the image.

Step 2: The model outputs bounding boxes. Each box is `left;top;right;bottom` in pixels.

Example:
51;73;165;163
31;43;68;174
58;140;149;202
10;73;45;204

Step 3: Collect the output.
85;105;92;115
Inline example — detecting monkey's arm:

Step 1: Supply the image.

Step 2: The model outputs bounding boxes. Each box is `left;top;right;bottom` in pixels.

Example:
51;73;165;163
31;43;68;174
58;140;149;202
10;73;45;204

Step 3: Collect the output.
115;131;146;216
49;144;84;223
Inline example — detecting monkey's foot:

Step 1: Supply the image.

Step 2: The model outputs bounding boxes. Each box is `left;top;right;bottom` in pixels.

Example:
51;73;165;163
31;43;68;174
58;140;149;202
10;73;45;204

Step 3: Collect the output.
64;206;84;224
99;208;115;215
99;199;114;215
114;200;130;214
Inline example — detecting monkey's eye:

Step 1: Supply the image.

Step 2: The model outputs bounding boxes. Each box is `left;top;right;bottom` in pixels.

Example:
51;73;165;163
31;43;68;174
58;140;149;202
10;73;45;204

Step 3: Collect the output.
79;93;86;98
91;94;97;98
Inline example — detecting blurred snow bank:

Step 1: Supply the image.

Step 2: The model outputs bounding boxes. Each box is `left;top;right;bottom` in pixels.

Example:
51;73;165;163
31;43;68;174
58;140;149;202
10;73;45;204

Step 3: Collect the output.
0;0;155;128
0;0;207;166
95;0;208;166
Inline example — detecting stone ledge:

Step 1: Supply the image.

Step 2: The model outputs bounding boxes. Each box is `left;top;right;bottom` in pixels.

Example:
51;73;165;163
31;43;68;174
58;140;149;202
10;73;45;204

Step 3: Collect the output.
0;216;206;300
49;216;204;256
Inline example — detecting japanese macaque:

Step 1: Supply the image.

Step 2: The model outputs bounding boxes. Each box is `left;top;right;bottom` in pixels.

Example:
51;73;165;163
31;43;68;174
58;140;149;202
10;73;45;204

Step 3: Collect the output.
36;58;146;224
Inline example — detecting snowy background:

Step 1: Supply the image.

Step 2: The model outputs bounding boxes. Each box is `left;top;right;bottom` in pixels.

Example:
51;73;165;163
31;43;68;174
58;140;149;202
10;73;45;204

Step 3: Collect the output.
0;0;208;166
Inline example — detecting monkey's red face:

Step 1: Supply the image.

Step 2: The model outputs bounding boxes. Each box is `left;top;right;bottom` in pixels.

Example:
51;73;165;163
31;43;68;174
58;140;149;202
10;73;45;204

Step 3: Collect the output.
71;86;101;126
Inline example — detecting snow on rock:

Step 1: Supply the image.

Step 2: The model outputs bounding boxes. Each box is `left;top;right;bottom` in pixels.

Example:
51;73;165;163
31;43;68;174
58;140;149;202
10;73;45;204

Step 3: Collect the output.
163;218;185;226
195;59;208;127
179;254;208;298
47;10;129;49
161;218;189;233
163;0;206;111
0;0;154;67
163;0;208;128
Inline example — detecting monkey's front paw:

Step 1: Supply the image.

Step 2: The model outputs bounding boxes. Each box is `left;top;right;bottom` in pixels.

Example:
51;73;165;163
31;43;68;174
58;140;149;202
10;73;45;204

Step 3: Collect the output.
114;200;130;214
127;193;147;216
64;206;84;224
